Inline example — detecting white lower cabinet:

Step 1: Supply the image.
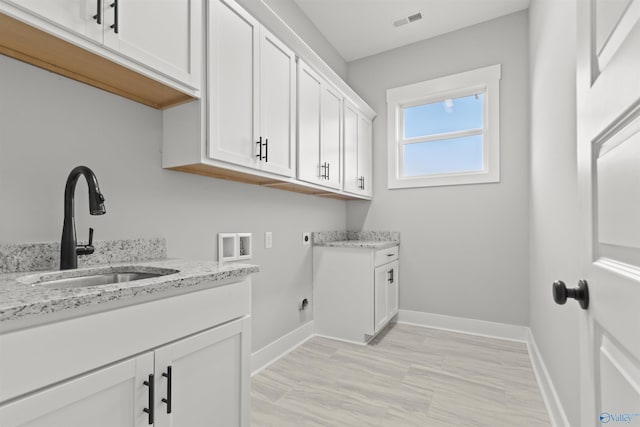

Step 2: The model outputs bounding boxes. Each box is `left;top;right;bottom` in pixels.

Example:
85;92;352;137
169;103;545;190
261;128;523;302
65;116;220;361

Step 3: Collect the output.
313;245;399;343
0;318;250;427
0;353;154;427
0;279;252;427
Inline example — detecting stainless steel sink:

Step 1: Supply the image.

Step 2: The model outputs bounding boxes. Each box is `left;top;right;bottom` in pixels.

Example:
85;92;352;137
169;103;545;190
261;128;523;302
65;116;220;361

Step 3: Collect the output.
29;267;179;289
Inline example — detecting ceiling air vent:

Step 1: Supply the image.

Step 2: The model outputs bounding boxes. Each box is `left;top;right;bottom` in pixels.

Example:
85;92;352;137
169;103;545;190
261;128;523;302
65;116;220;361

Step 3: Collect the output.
393;12;423;27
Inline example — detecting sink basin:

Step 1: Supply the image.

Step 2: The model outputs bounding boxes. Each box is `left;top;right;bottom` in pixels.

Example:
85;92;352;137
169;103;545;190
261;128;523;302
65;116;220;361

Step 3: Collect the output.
27;267;179;289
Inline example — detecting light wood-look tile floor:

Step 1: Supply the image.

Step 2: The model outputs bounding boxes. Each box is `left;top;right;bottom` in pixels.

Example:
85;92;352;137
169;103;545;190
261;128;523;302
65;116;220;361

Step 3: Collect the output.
251;322;550;426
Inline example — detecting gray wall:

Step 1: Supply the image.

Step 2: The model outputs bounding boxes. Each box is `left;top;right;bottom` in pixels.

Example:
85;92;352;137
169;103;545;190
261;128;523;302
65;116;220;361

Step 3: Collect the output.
528;0;579;424
346;11;530;326
237;0;347;79
0;55;346;351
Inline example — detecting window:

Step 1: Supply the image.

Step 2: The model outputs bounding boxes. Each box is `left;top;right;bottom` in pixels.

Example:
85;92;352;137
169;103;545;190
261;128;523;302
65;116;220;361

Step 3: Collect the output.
386;64;501;189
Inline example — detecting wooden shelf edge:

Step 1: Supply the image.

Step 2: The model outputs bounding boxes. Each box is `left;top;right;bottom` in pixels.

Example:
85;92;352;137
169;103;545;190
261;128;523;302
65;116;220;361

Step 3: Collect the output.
166;163;371;201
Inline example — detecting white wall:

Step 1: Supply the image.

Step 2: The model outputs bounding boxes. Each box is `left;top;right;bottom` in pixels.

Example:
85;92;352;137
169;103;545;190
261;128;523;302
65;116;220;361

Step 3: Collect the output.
346;11;530;326
528;0;580;424
0;55;346;351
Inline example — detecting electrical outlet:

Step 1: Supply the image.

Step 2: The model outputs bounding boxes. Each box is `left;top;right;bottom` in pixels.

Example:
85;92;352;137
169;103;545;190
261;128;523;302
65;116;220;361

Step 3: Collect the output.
265;231;273;249
302;232;311;246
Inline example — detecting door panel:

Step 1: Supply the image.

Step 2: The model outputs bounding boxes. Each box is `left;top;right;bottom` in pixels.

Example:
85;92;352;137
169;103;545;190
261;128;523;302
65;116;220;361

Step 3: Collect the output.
104;0;199;86
297;61;322;185
577;0;640;425
0;353;153;427
387;261;399;317
374;265;389;332
321;84;342;190
358;115;373;197
259;28;295;177
208;0;259;168
154;317;250;427
343;102;359;193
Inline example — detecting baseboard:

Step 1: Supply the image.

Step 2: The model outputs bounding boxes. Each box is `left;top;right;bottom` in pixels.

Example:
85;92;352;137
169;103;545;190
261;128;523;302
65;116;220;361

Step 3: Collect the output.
397;309;529;342
251;321;315;376
526;329;571;427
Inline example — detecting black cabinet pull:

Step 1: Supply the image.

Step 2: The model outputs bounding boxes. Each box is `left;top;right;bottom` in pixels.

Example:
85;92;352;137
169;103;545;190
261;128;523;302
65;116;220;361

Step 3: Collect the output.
388;269;394;284
143;374;154;424
327;162;330;180
161;366;172;414
256;137;263;160
320;162;327;179
110;0;118;33
264;138;268;163
93;0;102;24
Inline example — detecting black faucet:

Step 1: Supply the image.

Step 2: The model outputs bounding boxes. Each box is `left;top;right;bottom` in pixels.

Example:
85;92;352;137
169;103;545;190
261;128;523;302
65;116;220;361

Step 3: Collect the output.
60;166;106;270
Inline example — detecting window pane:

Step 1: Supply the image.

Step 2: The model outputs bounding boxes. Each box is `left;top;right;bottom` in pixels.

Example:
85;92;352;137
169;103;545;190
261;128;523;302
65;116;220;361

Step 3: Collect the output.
402;135;483;176
403;94;483;138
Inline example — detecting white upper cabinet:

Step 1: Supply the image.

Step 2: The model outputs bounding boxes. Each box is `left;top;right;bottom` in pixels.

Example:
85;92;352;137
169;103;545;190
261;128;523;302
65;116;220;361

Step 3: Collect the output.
343;100;373;197
297;59;343;190
208;0;295;177
3;0;202;91
102;0;201;88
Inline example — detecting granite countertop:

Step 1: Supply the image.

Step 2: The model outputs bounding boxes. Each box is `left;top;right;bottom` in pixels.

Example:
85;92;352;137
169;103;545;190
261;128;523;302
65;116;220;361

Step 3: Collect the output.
316;240;398;249
0;238;259;327
312;230;400;249
0;258;259;326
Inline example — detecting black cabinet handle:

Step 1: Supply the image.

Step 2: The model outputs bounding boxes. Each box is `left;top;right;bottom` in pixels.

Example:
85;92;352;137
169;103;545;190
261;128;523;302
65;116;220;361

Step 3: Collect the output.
110;0;118;33
161;366;172;414
256;137;263;160
388;269;394;284
327;162;330;180
93;0;102;24
143;374;154;425
264;138;268;163
553;280;589;310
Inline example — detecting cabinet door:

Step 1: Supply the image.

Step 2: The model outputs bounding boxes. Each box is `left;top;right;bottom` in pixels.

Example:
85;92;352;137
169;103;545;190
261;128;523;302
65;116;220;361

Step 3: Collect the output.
6;0;103;42
321;83;343;190
0;352;153;427
357;115;373;197
343;101;360;194
208;0;259;169
258;27;296;177
374;264;389;332
154;316;251;427
102;0;201;87
297;60;323;185
387;261;399;317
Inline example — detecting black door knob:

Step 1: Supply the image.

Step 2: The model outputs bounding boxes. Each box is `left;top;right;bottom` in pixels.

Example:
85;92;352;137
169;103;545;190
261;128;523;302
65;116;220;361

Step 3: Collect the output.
553;280;589;310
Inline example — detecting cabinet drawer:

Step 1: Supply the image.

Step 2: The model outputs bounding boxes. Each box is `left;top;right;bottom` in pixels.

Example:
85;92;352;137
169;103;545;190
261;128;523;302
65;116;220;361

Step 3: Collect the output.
375;246;398;266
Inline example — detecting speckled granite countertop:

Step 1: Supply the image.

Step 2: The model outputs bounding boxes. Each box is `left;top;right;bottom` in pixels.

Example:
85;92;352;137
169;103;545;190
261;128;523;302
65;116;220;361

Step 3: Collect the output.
312;231;400;249
0;259;258;325
0;238;258;326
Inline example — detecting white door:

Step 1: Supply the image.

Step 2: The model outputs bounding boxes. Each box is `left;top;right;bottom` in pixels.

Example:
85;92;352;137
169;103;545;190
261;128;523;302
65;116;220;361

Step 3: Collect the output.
374;264;389;332
297;60;323;185
343;101;360;194
387;261;399;317
154;317;251;427
358;115;373;197
0;352;153;427
259;27;296;177
321;83;343;190
7;0;103;42
208;0;259;169
103;0;201;87
576;0;640;425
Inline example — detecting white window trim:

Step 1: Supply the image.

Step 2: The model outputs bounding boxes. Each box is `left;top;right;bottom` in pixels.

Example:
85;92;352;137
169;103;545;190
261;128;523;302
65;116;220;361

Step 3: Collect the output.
387;64;501;189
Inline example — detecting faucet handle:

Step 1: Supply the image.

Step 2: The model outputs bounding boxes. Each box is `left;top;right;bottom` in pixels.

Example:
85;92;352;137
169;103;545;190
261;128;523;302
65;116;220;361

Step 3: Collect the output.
76;228;96;256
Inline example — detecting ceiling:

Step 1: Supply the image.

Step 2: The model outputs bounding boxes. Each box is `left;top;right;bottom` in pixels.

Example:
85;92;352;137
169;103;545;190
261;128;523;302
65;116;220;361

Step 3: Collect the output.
292;0;530;62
